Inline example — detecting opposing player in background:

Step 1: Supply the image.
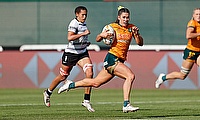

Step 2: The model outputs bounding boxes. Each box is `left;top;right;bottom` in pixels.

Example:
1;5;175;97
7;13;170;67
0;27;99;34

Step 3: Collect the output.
156;8;200;88
58;6;144;113
43;6;95;112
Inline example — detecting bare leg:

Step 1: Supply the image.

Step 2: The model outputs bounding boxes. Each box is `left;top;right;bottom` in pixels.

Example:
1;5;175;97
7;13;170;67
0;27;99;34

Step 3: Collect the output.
75;69;113;88
49;64;72;91
77;57;93;100
166;59;194;80
114;62;135;101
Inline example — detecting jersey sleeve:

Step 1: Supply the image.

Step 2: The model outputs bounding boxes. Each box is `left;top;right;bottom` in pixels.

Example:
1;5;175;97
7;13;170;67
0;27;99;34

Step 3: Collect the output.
68;19;78;33
187;20;195;28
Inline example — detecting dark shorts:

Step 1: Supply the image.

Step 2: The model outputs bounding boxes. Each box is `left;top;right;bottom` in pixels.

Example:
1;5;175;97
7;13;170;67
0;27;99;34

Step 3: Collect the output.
183;48;200;62
103;52;124;69
62;50;89;66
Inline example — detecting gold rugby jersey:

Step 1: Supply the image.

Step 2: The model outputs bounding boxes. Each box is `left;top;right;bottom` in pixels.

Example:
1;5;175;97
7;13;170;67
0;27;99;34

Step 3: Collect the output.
108;23;135;61
186;20;200;51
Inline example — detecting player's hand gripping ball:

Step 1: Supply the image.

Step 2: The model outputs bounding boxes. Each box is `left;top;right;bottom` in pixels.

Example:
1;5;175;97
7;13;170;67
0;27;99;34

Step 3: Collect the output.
102;25;115;45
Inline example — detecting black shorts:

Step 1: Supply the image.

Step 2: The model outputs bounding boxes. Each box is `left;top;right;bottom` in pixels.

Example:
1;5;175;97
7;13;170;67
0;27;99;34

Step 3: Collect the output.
62;50;90;66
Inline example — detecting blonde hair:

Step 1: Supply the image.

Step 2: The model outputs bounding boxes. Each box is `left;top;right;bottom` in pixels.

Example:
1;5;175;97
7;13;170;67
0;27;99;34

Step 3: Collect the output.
192;8;200;20
193;8;200;12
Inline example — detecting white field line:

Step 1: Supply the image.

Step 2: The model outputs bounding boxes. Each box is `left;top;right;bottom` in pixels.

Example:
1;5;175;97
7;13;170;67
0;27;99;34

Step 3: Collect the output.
1;100;200;107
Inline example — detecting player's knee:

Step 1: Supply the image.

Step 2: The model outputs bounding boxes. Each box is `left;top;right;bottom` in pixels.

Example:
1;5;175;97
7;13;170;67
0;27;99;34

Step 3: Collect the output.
180;66;190;80
83;63;93;77
85;69;93;78
127;73;135;82
60;75;67;81
92;82;102;88
179;74;187;80
93;84;101;88
83;63;93;72
59;68;69;81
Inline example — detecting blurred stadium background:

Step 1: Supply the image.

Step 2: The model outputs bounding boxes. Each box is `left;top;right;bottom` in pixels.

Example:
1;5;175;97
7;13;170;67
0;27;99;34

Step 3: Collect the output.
1;0;199;47
0;0;200;89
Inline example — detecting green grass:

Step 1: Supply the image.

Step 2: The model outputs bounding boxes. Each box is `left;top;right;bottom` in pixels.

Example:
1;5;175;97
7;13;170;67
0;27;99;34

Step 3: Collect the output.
0;89;200;120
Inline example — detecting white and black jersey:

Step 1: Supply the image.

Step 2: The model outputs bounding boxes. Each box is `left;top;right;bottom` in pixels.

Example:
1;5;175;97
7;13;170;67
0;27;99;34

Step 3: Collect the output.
65;18;90;54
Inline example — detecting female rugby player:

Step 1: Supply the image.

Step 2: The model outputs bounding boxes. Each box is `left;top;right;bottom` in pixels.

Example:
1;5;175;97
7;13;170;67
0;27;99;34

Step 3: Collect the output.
58;6;143;113
156;8;200;88
43;6;95;112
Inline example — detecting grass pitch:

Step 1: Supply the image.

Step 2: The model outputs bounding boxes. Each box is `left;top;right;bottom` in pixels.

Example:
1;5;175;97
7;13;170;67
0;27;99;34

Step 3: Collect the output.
0;88;200;120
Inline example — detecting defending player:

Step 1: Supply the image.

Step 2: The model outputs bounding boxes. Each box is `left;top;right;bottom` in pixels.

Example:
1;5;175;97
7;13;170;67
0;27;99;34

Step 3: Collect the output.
43;6;95;112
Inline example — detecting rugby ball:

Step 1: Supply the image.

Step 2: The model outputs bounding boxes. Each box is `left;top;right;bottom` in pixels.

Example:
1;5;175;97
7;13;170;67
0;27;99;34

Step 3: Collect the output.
102;25;115;45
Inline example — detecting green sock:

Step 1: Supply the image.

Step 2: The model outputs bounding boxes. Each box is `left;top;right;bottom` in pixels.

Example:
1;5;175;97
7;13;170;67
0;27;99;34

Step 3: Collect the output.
123;100;130;107
68;82;75;89
162;75;167;81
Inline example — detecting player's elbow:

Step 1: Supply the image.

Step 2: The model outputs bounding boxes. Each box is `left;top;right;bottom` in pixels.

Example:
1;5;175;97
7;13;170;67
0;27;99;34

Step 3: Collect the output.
96;38;102;42
138;42;143;46
186;34;190;39
186;33;195;39
96;35;103;42
137;39;143;46
68;36;73;41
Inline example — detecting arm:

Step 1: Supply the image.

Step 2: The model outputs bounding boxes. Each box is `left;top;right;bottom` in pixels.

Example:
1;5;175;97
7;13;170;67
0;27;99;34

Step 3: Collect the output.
68;29;90;41
96;30;113;42
186;27;200;39
132;26;143;46
96;33;103;42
